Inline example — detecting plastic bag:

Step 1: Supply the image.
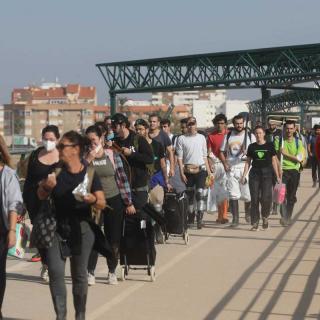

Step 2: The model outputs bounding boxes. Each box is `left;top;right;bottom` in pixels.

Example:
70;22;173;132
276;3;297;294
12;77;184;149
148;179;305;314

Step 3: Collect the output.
273;183;286;204
8;223;31;259
72;173;89;201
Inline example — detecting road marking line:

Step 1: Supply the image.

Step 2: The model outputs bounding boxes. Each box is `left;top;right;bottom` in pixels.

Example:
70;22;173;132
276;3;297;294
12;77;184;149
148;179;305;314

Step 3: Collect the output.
88;227;222;320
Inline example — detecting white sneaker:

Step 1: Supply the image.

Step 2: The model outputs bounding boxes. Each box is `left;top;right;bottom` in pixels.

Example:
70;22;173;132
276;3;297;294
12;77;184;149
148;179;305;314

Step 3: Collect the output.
40;265;49;283
107;272;118;285
88;272;95;286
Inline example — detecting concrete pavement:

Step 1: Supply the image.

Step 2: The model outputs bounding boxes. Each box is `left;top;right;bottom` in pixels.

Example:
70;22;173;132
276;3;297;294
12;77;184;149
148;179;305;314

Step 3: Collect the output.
3;170;320;320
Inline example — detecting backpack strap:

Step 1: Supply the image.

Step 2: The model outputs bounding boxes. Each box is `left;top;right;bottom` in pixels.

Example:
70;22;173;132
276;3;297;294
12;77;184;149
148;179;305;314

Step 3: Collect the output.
86;166;95;193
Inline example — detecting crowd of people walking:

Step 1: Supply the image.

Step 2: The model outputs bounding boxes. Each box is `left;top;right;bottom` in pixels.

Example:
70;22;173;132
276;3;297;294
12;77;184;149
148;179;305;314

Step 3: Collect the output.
0;110;315;319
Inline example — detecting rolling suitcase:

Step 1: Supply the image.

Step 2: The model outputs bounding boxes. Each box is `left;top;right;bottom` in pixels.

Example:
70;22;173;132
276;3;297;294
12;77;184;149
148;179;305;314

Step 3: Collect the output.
120;214;156;281
163;192;189;245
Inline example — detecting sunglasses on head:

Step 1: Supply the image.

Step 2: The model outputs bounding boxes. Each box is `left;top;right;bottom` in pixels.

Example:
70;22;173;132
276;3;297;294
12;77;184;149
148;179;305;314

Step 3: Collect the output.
187;121;196;127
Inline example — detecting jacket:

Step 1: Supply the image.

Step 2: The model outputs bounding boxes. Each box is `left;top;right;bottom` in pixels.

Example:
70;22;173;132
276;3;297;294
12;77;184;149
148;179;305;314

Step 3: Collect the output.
1;165;24;229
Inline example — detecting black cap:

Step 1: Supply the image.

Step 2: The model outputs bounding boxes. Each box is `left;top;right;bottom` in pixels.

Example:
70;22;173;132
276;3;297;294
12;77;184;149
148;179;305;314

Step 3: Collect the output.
111;113;128;125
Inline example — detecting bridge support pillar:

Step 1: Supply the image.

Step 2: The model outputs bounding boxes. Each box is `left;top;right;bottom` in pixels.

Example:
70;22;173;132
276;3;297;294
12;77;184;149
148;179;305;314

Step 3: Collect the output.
110;92;116;116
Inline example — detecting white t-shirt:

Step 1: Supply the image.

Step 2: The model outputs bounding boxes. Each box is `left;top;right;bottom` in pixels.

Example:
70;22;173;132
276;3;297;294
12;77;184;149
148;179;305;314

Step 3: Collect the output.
176;133;207;165
220;130;256;165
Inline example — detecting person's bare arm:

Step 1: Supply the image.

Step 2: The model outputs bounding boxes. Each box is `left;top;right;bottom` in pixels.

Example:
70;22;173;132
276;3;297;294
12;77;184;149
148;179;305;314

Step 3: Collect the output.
7;211;18;248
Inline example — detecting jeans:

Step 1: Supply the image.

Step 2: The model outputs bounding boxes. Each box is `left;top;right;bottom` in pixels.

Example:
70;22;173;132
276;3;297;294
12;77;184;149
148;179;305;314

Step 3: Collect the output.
0;226;8;312
281;169;300;221
311;156;320;183
46;221;94;316
88;194;124;274
249;167;273;225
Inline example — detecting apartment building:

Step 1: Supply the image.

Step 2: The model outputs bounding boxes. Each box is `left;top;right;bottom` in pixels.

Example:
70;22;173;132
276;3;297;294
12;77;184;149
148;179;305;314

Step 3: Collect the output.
5;84;109;144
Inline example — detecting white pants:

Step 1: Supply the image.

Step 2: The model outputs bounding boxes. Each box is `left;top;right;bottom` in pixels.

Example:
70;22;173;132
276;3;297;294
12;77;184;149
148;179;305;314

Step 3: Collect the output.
207;161;229;212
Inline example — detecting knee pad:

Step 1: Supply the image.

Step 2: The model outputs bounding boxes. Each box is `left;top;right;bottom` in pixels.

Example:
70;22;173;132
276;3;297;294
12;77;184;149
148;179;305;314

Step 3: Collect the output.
196;188;206;211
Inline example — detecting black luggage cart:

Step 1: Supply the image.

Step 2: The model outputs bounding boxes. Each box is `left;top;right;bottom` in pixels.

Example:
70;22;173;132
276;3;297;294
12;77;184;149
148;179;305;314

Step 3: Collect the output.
119;214;156;282
163;192;189;245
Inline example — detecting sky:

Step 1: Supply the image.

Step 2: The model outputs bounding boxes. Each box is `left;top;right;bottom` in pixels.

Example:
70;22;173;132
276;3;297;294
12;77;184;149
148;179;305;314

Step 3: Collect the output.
1;0;320;105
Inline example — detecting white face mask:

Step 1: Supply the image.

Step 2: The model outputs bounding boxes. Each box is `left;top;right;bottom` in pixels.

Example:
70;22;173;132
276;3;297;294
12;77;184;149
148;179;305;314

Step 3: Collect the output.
43;140;56;152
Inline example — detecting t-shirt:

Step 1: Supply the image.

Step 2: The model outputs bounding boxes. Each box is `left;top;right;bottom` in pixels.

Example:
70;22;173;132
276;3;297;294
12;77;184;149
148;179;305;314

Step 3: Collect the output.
220;130;256;165
266;128;282;143
247;142;276;169
207;130;228;158
114;131;154;188
23;147;58;218
52;165;102;223
274;137;304;171
151;139;165;172
152;130;172;150
176;133;207;165
308;134;317;155
92;154;119;199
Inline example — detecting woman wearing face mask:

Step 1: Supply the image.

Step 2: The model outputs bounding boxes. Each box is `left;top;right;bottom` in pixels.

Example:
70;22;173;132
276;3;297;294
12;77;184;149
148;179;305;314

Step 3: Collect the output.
20;125;60;281
85;125;135;286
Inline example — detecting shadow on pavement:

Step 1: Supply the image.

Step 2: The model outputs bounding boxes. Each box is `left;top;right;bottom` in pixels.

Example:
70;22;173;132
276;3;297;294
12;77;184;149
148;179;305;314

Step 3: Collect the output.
203;189;320;320
7;273;45;284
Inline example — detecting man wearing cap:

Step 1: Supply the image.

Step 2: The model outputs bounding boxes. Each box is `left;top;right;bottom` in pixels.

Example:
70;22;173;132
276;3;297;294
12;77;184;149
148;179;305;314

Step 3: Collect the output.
111;113;154;211
176;117;213;229
266;119;282;143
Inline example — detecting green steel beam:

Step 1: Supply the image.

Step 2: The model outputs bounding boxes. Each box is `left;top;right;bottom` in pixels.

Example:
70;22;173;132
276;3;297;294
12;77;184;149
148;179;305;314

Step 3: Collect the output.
97;43;320;98
247;89;320;114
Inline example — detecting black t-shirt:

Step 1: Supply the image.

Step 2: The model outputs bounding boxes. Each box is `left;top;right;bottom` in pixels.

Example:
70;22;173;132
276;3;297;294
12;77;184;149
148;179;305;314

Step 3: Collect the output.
23;147;57;217
114;131;153;188
52;166;102;222
153;130;172;151
151;139;165;172
266;128;282;143
247;142;276;169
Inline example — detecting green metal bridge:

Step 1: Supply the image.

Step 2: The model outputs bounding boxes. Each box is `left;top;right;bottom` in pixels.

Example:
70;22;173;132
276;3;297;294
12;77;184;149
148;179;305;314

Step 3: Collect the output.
96;43;320;118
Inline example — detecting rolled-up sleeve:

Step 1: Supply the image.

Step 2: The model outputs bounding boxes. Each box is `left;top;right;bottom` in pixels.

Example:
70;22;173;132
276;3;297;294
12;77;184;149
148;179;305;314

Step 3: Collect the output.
7;174;24;215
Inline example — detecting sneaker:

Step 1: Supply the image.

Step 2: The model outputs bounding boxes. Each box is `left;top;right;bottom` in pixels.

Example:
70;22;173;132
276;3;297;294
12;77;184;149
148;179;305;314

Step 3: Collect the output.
88;272;95;286
30;253;41;262
40;265;49;283
250;223;259;231
262;218;269;230
107;272;118;285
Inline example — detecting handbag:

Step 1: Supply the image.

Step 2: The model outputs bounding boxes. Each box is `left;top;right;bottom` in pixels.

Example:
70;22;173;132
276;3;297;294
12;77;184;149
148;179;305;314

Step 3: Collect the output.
184;164;200;174
30;199;56;249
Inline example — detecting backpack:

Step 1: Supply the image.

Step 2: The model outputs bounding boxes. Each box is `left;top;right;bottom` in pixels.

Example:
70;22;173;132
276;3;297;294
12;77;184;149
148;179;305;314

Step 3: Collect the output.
225;129;252;158
133;135;156;177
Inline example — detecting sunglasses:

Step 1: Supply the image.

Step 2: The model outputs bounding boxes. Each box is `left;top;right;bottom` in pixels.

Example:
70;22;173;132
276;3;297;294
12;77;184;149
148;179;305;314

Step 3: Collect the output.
187;122;196;127
57;143;77;150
